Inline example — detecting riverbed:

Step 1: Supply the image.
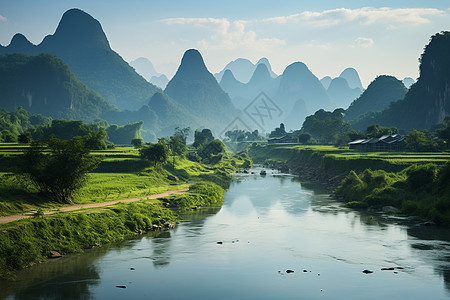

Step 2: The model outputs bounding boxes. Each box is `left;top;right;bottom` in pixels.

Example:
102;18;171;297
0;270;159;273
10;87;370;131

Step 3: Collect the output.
2;169;450;299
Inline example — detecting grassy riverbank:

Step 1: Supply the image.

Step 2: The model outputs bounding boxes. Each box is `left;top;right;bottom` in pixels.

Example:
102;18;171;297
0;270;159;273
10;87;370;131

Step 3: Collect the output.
248;143;450;224
0;181;224;279
0;144;250;279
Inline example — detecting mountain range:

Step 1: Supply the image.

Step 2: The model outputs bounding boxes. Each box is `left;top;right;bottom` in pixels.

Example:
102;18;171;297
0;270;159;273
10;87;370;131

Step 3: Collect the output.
165;49;239;131
0;53;116;122
352;31;450;131
129;57;169;89
345;75;407;129
0;8;161;111
214;57;277;83
219;58;364;130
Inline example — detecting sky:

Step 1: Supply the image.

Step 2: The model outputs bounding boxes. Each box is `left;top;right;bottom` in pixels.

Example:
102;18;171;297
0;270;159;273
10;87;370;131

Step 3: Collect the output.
1;0;449;87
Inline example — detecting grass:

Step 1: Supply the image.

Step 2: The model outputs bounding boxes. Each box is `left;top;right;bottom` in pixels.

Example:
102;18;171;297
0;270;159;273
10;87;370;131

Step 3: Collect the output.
249;143;450;225
0;144;246;216
0;144;246;279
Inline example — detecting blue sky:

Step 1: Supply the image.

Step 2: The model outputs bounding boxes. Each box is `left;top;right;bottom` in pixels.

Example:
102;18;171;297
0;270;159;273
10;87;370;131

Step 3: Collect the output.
1;0;449;86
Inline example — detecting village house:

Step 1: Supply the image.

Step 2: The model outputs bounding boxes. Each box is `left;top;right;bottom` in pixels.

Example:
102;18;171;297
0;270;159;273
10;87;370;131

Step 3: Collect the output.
348;134;405;152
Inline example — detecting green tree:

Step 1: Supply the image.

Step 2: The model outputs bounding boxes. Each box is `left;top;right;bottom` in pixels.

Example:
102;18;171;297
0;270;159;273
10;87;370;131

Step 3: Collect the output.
193;129;214;148
17;136;101;203
18;132;33;144
201;139;225;158
435;117;450;147
83;130;107;150
169;135;186;156
269;123;287;138
405;129;438;151
140;142;169;167
174;127;191;143
131;138;144;148
301;109;352;144
366;124;399;138
298;133;312;144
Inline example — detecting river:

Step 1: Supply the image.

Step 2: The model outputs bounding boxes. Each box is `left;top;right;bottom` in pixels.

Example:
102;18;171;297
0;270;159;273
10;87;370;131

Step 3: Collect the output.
2;169;450;299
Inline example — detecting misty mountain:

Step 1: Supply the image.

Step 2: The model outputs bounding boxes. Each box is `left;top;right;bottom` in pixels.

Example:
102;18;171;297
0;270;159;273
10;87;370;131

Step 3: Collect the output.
148;92;200;135
0;53;116;122
220;64;280;110
320;76;332;89
402;77;415;88
215;57;277;83
0;8;161;110
274;61;333;129
150;74;169;89
345;75;407;125
164;49;239;131
129;57;161;81
283;99;310;131
339;68;364;91
327;77;362;109
353;32;450;131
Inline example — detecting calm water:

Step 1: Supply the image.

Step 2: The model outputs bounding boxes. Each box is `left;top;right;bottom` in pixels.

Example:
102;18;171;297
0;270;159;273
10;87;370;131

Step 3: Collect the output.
2;169;450;299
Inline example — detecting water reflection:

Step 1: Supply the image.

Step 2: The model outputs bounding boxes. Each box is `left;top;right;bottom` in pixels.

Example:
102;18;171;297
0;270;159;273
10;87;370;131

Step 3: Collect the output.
1;247;106;300
3;171;450;299
150;231;172;268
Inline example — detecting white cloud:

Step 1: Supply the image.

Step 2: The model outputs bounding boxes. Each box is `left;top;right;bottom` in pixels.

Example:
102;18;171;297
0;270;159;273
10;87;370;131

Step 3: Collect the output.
303;40;330;49
160;17;285;51
265;7;445;27
0;14;7;22
351;37;374;48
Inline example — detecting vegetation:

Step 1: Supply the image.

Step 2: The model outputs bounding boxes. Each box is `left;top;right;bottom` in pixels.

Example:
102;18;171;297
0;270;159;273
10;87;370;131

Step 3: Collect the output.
224;129;264;142
345;75;407;124
0;126;253;278
352;31;450;131
298;109;354;144
140;142;170;167
335;162;450;224
0;199;178;279
0;53;117;121
16;137;101;203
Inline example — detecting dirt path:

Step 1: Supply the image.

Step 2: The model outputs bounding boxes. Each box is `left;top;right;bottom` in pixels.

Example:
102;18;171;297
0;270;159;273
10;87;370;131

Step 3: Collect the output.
0;188;189;224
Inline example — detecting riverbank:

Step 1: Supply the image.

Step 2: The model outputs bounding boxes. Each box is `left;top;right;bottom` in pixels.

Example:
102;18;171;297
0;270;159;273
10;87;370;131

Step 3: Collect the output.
248;143;450;224
0;146;250;279
0;181;225;279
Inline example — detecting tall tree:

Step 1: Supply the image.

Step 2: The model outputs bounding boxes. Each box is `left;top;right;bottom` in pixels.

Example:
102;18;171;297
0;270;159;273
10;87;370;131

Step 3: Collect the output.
17;136;101;203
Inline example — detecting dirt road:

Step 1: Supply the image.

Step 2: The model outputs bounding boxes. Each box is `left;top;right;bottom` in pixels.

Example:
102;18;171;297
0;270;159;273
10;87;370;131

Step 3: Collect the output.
0;188;189;224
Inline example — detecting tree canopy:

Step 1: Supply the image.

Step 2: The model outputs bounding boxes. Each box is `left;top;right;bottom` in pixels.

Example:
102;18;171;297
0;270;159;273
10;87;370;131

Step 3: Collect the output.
16;136;101;203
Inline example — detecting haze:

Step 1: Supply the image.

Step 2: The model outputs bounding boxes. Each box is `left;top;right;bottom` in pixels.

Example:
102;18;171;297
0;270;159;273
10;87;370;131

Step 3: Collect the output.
1;0;449;87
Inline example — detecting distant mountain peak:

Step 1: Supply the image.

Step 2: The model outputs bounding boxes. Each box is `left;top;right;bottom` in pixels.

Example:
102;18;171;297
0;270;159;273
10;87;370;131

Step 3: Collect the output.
10;33;32;47
249;63;270;84
49;8;110;50
283;61;310;77
176;49;208;79
7;33;35;52
339;67;364;91
222;69;238;82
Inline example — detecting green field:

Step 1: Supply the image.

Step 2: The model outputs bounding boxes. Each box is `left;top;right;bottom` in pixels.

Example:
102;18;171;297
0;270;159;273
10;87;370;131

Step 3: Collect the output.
249;143;450;172
0;144;247;216
249;143;450;225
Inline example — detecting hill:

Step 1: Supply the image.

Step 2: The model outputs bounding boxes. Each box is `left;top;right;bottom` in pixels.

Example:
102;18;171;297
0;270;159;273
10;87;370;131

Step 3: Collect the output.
164;49;239;132
274;61;333;129
215;57;277;83
352;31;450;130
327;77;362;109
0;53;116;122
345;75;407;129
129;57;161;81
148;92;201;136
0;8;161;110
339;68;364;91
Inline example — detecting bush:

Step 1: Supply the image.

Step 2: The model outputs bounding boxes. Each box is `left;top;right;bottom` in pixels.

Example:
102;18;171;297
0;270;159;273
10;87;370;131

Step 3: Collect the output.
404;164;438;192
